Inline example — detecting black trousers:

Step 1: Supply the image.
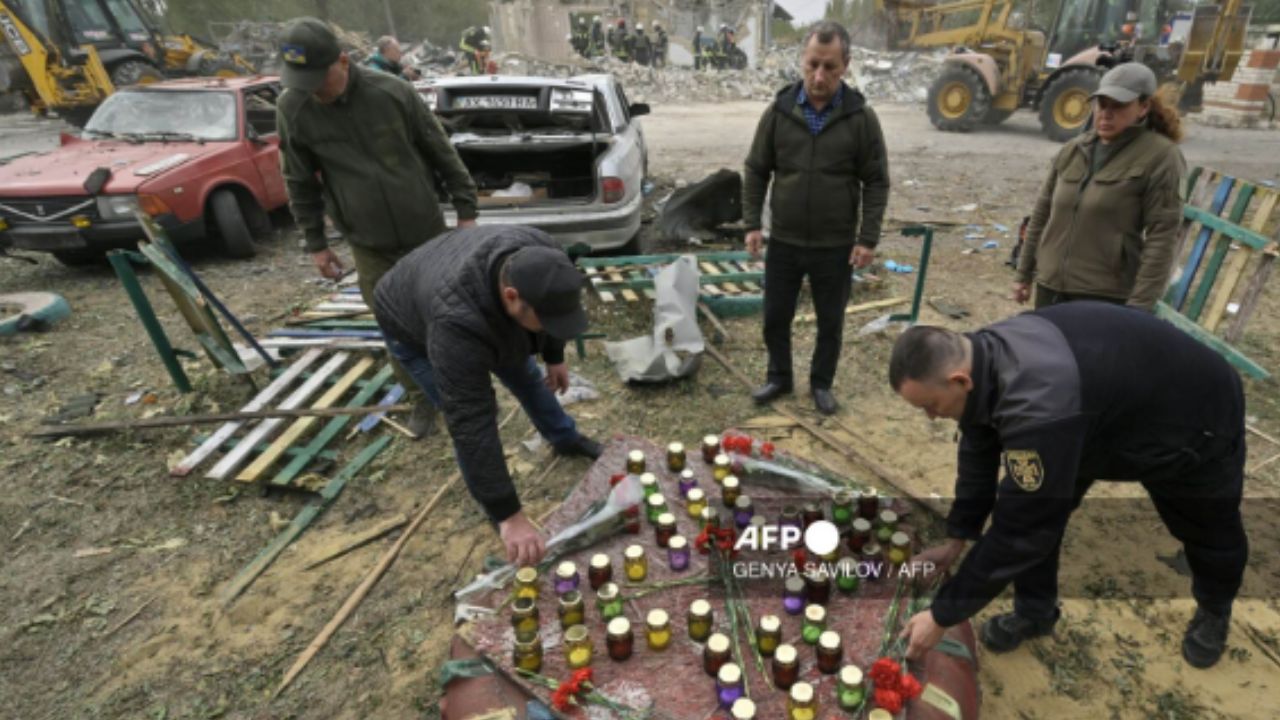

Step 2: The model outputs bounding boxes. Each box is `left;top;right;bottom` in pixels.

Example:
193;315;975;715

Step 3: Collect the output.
1034;284;1127;309
763;240;853;390
1013;437;1248;620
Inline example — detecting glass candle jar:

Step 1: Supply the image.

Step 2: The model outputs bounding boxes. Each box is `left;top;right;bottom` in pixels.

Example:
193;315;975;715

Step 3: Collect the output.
875;510;899;545
564;624;593;669
730;698;757;720
801;502;824;529
831;490;855;526
713;454;731;484
678;469;698;498
868;709;894;720
716;663;744;709
858;487;879;519
606;616;634;661
889;531;912;567
816;630;843;674
721;475;741;507
667;442;687;473
788;681;817;720
639;472;659;499
554;561;580;596
748;515;767;544
596;582;624;621
688;598;713;641
627;449;647;475
655;512;677;547
835;557;860;594
558;590;585;629
804;568;832;606
588;553;612;590
646;494;668;524
513;632;543;673
802;604;827;645
772;643;799;690
668;535;691;572
704;632;731;676
783;576;806;615
513;567;539;601
733;495;755;529
702;434;721;463
757;614;782;656
623;544;647;582
779;505;802;532
861;542;883;580
847;518;872;553
686;487;708;519
511;597;540;643
646;609;672;650
837;665;865;711
701;506;721;529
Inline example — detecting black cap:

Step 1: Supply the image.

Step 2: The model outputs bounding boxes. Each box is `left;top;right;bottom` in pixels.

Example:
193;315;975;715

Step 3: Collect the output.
279;17;341;92
507;246;588;340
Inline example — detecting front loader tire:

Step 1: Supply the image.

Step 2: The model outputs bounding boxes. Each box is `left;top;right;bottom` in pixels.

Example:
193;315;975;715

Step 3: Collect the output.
110;60;166;88
927;64;991;132
1039;67;1101;142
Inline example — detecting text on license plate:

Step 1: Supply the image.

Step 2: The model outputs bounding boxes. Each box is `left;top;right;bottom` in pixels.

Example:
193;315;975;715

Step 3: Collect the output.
455;95;538;110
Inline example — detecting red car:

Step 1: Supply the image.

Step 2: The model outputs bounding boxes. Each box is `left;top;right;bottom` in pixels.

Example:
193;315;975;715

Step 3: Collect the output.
0;76;288;265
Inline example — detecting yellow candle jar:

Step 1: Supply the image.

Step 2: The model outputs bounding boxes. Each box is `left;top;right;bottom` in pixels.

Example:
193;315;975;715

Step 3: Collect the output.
688;598;714;641
564;624;593;669
513;566;539;601
513;632;543;673
646;608;672;650
721;475;741;507
627;449;647;475
511;596;539;643
667;442;687;472
788;681;817;720
713;454;731;484
624;544;648;582
687;488;708;519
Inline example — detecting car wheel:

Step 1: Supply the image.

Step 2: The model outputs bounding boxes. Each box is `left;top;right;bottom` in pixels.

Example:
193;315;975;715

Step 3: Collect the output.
52;249;106;266
210;190;257;259
110;61;166;88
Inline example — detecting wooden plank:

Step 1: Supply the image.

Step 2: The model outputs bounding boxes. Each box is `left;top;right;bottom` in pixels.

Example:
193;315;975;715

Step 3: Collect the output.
1225;244;1279;345
274;366;395;487
299;311;375;320
206;353;351;480
259;338;386;350
1169;177;1236;310
34;402;410;439
171;349;325;477
1155;302;1269;379
1181;204;1274;251
1206;192;1278;332
267;329;384;339
237;356;376;484
1169;171;1222;268
290;320;382;329
576;250;753;269
313;302;370;313
1188;184;1256;322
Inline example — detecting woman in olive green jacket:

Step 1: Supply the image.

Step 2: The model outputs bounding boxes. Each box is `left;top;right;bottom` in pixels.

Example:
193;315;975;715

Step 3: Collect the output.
1014;63;1187;311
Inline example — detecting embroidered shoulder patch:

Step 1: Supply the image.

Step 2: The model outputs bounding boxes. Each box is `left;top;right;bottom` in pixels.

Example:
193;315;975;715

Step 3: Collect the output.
1003;449;1044;492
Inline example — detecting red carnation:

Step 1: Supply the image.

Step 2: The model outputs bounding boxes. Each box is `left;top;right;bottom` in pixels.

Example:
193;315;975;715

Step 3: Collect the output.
874;688;904;713
761;442;775;458
900;671;923;699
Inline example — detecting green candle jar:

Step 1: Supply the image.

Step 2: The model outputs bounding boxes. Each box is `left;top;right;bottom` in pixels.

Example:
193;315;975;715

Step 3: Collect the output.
801;604;826;645
596;582;624;620
835;557;859;594
831;490;855;526
837;665;866;711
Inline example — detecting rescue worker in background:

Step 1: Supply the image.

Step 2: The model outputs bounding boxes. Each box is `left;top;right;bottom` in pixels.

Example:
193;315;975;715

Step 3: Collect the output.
373;226;604;566
460;25;491;74
364;36;420;81
275;17;479;439
652;21;668;68
742;21;890;416
571;17;589;58
633;25;652;66
589;16;606;57
692;25;706;69
891;303;1247;669
470;40;493;75
610;19;631;62
1014;64;1185;311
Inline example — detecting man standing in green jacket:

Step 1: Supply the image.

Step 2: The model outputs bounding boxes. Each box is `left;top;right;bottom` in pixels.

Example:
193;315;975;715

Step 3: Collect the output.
742;21;890;415
275;17;479;437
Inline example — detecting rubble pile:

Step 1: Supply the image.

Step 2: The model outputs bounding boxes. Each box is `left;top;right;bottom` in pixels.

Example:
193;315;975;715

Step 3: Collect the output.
216;21;374;74
492;45;945;105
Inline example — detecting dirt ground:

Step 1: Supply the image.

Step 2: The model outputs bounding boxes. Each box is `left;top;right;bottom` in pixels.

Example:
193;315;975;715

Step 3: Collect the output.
2;100;1280;720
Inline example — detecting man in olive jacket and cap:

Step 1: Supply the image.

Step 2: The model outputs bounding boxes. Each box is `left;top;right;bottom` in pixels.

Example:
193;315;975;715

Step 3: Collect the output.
742;20;890;416
275;17;479;437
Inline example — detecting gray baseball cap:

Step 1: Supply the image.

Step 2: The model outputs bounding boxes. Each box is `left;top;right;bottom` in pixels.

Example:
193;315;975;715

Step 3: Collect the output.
1092;63;1157;103
278;17;341;92
506;246;588;340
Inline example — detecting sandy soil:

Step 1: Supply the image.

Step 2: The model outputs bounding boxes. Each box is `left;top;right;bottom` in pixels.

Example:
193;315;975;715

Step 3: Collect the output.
1;100;1279;720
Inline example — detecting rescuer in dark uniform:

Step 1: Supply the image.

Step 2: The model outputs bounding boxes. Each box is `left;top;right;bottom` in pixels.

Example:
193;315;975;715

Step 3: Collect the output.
890;302;1247;669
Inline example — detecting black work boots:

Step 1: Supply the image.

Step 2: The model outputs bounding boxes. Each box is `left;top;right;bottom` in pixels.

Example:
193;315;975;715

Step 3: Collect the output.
1182;607;1230;669
979;610;1060;653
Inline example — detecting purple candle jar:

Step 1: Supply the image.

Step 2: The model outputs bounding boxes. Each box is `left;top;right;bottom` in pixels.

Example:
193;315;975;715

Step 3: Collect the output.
668;535;691;571
716;663;745;709
733;495;755;529
553;561;580;595
678;469;699;498
782;575;806;615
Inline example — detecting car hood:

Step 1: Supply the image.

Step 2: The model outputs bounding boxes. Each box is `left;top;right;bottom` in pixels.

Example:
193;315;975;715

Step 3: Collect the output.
0;139;225;197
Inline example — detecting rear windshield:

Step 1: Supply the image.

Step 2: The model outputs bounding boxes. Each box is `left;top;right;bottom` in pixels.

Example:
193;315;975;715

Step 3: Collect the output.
86;90;238;141
433;85;608;134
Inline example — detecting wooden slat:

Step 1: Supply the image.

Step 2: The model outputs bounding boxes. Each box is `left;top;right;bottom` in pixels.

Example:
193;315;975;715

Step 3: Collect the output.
1225;243;1279;345
259;338;386;350
1206;192;1278;332
171;348;325;477
576;250;753;269
1168;176;1236;310
313;302;369;313
1188;184;1255;322
236;356;376;484
206;353;351;480
273;366;396;487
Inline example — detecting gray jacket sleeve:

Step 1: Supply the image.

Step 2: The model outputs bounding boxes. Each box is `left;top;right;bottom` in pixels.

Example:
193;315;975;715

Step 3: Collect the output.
855;107;890;249
742;106;776;232
1017;147;1066;283
405;84;479;221
276;105;329;253
1129;146;1187;310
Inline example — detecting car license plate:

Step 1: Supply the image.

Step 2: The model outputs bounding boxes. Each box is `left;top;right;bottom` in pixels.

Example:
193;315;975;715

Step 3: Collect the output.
454;95;538;110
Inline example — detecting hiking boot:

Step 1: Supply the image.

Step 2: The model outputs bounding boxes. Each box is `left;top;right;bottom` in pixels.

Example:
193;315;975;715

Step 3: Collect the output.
980;610;1059;653
1182;607;1230;669
751;381;792;405
555;435;603;460
406;402;439;440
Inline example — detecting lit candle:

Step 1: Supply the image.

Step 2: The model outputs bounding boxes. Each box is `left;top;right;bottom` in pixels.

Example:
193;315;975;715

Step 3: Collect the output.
513;632;543;673
835;557;859;594
703;632;731;676
668;534;691;572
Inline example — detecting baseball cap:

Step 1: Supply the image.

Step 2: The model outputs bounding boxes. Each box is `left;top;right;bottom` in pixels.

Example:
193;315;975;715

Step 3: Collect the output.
279;17;341;92
1092;63;1157;104
507;246;588;340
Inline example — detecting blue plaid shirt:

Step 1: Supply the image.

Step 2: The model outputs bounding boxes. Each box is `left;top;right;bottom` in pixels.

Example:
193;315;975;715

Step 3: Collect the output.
796;84;845;135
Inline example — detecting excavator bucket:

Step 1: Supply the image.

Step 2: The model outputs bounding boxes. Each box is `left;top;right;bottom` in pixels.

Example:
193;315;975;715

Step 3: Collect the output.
1177;1;1252;84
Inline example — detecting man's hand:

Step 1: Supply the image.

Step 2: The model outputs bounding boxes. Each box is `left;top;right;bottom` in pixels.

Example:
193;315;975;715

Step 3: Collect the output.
745;230;764;259
498;511;546;566
456;218;478;229
1012;282;1032;304
544;363;570;395
311;248;345;280
403;67;422;81
913;538;967;586
850;245;875;269
900;609;947;661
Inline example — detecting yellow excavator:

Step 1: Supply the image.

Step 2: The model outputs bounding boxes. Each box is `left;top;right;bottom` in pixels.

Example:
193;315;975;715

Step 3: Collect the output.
876;0;1251;141
0;0;114;125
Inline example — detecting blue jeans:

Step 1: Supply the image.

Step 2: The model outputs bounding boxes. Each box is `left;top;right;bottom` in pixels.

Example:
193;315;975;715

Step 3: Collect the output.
386;337;580;450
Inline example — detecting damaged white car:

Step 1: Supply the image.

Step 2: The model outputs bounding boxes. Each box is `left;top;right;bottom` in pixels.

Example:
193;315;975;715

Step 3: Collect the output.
416;74;649;252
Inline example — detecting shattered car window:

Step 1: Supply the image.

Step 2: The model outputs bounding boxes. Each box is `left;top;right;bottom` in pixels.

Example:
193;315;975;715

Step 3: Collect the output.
85;91;239;142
